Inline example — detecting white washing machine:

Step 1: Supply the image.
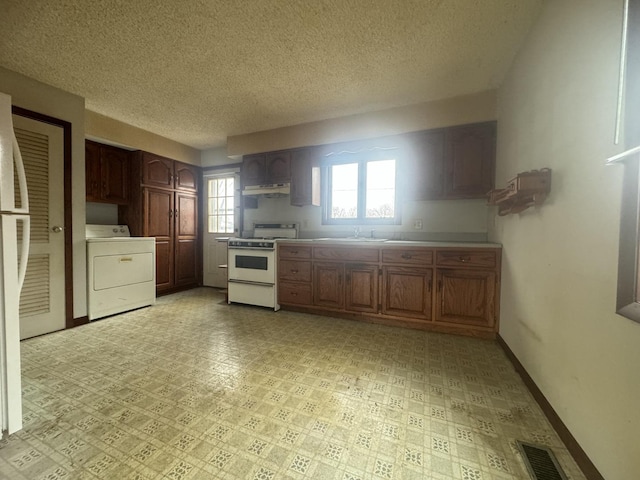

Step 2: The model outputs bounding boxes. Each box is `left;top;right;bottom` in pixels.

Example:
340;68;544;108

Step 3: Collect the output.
86;225;156;321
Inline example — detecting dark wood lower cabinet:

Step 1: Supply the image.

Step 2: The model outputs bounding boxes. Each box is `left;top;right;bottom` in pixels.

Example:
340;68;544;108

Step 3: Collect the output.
278;242;501;339
313;263;344;309
154;238;174;292
345;264;379;313
435;268;496;328
382;266;432;320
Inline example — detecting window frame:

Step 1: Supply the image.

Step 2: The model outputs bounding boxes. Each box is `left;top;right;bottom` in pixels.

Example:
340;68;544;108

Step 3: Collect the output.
321;148;401;226
206;174;236;234
614;0;640;323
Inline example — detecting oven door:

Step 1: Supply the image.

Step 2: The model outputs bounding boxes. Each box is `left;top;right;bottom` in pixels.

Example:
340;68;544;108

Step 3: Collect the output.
228;247;275;284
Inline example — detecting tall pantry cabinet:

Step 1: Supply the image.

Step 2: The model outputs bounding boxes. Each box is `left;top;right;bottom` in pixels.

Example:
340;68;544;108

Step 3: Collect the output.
120;152;201;295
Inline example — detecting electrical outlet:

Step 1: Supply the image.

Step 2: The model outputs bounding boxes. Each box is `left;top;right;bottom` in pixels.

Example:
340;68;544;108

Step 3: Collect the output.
413;219;423;230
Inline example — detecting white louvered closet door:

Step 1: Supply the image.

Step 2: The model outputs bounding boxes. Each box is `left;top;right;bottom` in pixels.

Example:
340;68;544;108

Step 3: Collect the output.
13;115;65;339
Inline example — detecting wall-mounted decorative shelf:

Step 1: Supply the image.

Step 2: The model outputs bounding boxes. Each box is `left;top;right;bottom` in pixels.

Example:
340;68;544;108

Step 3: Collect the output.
487;168;552;216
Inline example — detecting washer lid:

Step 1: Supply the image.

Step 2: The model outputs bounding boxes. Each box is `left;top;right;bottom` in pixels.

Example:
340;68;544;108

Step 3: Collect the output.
86;224;131;238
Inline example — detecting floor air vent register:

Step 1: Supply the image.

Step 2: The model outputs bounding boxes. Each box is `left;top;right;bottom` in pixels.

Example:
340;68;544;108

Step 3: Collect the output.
516;441;568;480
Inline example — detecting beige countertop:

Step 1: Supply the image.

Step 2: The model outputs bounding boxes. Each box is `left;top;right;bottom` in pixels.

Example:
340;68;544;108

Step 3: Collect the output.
279;238;502;248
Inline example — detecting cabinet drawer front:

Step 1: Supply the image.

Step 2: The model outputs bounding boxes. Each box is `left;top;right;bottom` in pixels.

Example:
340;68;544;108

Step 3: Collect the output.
382;248;433;265
279;282;312;305
436;250;497;268
279;245;312;259
314;246;379;262
279;260;311;282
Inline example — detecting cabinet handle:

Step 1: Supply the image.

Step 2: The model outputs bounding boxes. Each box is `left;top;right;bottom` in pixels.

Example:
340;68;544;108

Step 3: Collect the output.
175;209;179;217
291;269;298;274
169;209;173;217
401;253;413;259
458;256;471;263
290;250;298;254
291;292;298;296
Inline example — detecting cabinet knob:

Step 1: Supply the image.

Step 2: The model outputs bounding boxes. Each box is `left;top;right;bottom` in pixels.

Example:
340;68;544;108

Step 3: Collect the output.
458;256;471;263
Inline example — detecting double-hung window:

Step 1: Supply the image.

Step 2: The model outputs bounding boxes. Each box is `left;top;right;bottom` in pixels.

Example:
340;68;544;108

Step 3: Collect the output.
323;149;399;225
207;175;235;234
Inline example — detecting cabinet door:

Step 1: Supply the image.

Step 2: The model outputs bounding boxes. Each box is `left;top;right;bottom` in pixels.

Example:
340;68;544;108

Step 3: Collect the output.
142;153;174;189
242;154;266;186
266;151;291;184
290;148;320;206
101;146;129;204
444;122;496;199
175;162;199;192
155;238;174;292
382;266;432;320
313;262;344;309
435;268;496;328
143;188;175;291
345;264;379;313
405;130;445;200
175;193;198;287
85;141;101;202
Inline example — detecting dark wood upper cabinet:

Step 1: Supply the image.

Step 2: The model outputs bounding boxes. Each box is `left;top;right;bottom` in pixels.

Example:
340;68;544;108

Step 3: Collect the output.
141;153;199;193
101;147;129;203
85;140;130;205
290;148;320;206
85;141;101;201
444;122;496;199
265;151;291;184
403;121;496;201
142;153;174;189
242;151;291;187
242;154;267;186
175;162;199;192
404;129;445;201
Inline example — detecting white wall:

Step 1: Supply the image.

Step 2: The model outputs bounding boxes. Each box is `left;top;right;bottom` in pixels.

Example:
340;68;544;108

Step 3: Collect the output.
490;1;640;478
201;146;238;168
0;67;87;319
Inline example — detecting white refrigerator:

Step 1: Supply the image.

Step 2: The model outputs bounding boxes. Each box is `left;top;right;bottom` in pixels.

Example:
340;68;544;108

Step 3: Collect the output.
0;91;30;435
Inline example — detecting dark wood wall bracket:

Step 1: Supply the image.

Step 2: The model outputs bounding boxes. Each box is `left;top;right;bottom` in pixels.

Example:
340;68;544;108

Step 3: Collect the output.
487;168;552;216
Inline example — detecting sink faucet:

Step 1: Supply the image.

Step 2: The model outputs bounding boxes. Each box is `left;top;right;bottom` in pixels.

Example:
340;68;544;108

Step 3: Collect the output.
353;226;360;238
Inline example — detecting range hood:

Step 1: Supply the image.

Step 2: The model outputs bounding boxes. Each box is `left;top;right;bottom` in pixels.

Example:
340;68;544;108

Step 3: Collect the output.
242;183;290;197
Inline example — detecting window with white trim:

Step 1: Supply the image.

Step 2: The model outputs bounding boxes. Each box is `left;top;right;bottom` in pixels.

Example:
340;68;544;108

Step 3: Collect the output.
207;176;235;233
323;150;399;224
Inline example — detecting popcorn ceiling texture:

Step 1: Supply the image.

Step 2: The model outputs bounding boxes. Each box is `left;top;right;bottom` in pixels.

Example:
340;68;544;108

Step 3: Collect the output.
0;1;542;149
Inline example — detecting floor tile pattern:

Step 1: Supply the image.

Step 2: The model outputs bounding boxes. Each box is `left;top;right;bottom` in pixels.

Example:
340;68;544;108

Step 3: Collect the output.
0;288;585;479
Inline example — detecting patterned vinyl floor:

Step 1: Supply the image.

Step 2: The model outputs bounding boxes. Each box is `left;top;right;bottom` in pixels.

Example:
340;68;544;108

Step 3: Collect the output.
0;288;584;479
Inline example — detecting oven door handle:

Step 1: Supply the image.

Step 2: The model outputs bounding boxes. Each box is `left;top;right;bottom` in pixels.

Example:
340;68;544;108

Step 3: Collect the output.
228;247;275;252
227;279;275;287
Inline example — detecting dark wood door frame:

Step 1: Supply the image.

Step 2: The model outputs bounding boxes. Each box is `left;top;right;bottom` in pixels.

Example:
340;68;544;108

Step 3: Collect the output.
11;106;75;329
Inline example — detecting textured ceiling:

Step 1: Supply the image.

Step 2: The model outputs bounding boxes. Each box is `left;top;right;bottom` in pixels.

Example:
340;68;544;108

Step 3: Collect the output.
0;0;542;149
